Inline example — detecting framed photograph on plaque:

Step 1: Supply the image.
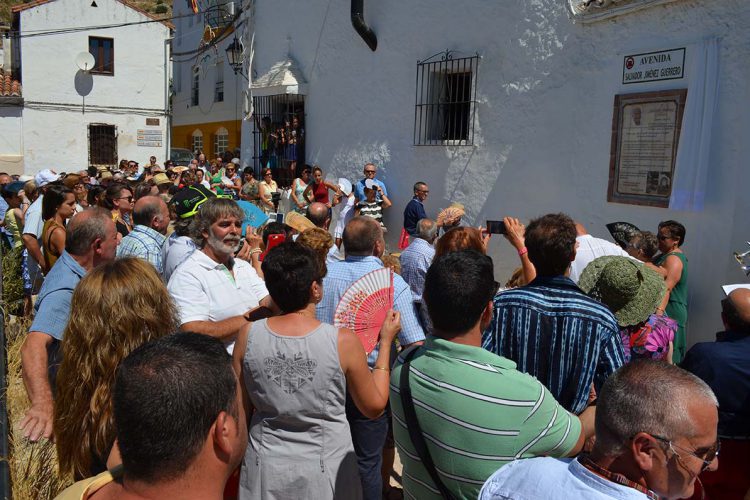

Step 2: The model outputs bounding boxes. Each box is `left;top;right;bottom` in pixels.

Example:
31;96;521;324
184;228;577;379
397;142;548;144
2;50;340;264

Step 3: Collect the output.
607;90;688;207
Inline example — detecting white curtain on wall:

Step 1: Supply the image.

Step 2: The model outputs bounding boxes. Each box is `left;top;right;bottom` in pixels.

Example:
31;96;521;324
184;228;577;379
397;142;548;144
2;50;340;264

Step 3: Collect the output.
669;37;720;211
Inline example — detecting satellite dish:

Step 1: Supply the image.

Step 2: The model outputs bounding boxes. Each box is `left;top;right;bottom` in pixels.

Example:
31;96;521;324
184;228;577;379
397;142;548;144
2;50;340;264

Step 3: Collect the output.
75;52;96;72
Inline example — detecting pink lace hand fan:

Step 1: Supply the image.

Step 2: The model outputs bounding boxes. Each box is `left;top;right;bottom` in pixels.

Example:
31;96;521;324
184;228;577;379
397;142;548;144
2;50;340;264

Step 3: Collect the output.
334;268;394;354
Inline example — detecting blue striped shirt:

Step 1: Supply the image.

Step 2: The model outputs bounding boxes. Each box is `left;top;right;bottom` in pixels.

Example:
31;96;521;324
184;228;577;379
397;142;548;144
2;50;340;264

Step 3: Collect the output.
482;276;624;414
116;225;166;274
317;255;425;366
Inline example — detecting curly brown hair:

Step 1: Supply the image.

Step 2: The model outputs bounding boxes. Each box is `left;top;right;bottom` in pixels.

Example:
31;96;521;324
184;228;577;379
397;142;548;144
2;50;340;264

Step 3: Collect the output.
53;258;179;479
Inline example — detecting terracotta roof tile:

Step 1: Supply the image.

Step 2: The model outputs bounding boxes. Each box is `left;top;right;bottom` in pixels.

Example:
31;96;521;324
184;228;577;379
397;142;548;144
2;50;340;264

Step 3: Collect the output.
0;68;22;97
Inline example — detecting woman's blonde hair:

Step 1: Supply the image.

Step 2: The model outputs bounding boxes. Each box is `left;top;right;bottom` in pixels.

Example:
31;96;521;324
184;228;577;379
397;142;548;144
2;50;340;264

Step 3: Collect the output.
54;258;179;479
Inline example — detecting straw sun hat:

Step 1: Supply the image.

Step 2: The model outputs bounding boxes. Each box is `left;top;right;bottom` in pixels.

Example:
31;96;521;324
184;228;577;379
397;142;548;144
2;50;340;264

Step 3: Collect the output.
285;211;316;233
578;256;666;327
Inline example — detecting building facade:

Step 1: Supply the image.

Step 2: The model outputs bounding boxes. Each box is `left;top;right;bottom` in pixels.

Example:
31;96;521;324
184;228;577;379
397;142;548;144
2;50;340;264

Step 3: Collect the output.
170;0;243;161
239;0;750;347
5;0;171;174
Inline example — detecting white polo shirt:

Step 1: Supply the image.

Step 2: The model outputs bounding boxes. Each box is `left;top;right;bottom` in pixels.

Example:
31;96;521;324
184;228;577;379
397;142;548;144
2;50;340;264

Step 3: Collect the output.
167;249;269;352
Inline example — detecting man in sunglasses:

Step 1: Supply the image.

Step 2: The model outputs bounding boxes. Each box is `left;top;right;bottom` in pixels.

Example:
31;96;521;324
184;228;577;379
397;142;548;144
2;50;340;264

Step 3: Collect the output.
480;360;719;500
354;162;388;204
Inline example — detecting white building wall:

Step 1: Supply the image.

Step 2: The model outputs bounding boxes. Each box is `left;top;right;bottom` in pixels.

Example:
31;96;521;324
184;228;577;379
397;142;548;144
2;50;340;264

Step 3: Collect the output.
242;0;750;347
171;0;244;127
0;106;24;174
17;0;170;171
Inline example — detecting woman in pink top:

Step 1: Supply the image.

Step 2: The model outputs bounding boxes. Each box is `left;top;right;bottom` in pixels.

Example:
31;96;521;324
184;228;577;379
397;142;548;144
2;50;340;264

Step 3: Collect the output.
303;165;341;208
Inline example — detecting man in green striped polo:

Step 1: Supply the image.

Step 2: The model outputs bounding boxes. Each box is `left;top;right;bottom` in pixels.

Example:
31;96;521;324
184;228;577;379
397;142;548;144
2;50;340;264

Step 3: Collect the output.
390;250;596;499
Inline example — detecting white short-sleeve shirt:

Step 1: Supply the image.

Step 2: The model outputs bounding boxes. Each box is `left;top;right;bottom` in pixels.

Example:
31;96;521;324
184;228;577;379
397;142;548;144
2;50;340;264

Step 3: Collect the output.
167;249;269;352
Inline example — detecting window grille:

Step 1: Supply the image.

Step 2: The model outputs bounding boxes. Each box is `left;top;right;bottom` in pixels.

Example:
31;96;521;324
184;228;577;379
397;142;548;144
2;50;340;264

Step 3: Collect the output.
251;94;305;187
215;60;224;102
204;0;234;30
88;37;114;75
191;67;200;106
88;124;117;167
192;130;203;154
214;127;229;156
414;51;479;146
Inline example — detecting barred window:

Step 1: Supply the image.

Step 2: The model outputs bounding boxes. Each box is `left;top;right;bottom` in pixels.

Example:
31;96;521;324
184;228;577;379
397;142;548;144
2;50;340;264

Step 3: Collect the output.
414;51;479;146
191;67;200;106
215;60;224;103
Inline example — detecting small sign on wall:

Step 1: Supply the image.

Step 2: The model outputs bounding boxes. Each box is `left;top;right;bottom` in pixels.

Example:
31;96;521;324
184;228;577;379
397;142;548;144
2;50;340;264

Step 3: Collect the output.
623;48;685;84
146;118;160;126
137;128;163;147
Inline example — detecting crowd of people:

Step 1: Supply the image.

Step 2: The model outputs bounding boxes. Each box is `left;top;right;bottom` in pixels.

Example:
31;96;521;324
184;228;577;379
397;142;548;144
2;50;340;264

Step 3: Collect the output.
0;153;746;500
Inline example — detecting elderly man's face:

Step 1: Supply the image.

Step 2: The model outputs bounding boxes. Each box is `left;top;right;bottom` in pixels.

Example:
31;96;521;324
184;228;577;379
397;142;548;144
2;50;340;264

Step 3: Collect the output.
647;399;719;500
363;165;377;178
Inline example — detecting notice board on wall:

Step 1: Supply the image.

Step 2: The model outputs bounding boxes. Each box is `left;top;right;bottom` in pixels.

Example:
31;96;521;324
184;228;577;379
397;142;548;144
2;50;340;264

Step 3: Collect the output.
607;89;687;208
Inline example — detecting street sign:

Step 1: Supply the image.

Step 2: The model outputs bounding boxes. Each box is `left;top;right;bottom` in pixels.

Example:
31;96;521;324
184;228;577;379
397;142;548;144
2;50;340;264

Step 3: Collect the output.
623;48;685;84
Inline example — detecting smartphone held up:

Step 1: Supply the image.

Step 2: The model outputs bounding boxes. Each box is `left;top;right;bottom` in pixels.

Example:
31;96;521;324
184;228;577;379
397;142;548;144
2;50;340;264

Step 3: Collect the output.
486;220;507;235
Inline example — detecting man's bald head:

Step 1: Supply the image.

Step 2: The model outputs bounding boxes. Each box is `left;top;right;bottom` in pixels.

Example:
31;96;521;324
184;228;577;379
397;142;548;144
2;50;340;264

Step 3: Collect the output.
66;207;116;257
306;202;329;229
723;288;750;334
133;195;170;234
343;217;383;257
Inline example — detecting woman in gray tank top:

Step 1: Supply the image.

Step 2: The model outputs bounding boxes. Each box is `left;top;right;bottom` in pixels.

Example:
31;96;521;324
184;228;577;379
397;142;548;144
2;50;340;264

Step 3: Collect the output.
232;242;401;499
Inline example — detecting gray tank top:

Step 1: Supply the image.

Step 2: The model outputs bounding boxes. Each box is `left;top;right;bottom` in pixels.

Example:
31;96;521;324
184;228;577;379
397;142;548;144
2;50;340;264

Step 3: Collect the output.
239;319;361;499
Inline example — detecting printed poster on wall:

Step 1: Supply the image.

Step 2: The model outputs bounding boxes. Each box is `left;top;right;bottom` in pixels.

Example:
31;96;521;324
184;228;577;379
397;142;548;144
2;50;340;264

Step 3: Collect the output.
607;90;688;208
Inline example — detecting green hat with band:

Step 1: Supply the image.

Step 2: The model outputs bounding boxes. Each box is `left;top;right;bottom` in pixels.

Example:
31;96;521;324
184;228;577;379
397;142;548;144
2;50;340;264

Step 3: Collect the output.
578;256;666;327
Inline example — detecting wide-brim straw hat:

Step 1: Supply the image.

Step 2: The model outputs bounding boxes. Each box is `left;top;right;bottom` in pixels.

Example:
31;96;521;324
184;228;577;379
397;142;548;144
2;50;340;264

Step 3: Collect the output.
437;203;465;226
285;211;316;233
578;255;666;327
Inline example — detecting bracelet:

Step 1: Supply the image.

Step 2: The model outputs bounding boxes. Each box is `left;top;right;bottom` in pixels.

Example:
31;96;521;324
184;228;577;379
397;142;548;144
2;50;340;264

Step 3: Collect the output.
517;247;528;257
372;366;390;373
249;248;262;255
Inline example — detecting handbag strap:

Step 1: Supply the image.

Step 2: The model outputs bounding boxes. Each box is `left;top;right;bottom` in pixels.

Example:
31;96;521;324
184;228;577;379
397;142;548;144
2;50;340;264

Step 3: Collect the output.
399;347;456;500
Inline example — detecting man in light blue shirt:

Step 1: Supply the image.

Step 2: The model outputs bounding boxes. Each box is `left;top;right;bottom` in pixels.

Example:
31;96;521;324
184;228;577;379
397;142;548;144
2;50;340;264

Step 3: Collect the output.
317;216;424;500
479;361;720;500
353;163;388;203
117;196;169;274
399;218;437;329
19;208;118;442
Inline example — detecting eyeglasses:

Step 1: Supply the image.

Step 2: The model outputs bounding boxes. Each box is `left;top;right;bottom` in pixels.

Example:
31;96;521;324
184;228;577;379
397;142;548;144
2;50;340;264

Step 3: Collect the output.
364;170;376;174
418;190;429;194
118;196;134;203
264;173;272;177
651;435;720;473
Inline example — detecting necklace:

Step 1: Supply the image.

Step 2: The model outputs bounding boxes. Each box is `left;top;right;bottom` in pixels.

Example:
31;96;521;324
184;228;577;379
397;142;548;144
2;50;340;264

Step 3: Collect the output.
578;455;659;500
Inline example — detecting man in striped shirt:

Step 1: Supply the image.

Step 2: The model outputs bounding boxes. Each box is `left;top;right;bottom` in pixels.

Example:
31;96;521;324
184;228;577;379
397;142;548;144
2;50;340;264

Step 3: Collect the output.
483;213;625;414
391;250;594;499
